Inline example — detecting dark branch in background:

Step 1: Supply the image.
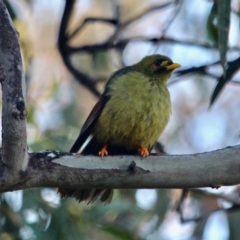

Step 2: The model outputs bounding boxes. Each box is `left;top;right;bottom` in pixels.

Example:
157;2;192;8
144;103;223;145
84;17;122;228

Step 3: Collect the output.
57;0;101;97
176;60;220;76
67;36;240;54
56;0;240;219
57;0;184;97
176;188;240;224
169;58;240;87
119;2;173;29
58;0;240;101
154;0;182;53
108;1;174;42
68;17;119;40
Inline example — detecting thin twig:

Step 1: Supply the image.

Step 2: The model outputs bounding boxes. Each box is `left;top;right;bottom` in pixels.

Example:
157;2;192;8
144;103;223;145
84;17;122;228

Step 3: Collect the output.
68;36;240;53
68;17;119;40
161;0;182;36
122;2;174;27
107;1;177;43
177;188;240;223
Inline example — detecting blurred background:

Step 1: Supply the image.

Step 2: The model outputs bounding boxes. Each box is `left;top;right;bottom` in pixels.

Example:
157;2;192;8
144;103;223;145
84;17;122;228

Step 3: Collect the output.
1;0;240;239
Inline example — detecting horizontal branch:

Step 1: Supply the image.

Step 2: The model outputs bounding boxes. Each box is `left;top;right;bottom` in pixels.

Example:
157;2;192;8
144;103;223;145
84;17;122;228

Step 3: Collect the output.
69;36;240;54
0;145;240;193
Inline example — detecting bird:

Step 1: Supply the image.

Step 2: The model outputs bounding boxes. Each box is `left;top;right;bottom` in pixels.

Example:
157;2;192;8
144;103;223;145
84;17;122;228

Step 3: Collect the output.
58;54;181;204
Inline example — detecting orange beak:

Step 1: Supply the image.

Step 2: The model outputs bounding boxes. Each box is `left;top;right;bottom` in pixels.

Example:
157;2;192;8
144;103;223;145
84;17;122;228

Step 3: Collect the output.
166;63;181;70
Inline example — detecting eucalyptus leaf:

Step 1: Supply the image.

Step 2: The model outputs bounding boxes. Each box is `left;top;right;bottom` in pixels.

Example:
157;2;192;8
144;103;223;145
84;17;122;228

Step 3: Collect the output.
206;2;218;45
210;57;240;106
217;0;231;75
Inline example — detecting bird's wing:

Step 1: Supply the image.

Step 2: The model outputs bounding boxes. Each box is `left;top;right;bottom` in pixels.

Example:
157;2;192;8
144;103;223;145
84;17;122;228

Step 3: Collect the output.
70;94;110;153
70;67;132;153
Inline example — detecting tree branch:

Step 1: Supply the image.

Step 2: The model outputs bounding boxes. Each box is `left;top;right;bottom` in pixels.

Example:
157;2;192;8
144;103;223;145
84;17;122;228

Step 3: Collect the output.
69;36;240;54
57;0;101;97
0;145;240;193
68;17;119;40
0;0;27;173
176;188;240;223
118;1;175;30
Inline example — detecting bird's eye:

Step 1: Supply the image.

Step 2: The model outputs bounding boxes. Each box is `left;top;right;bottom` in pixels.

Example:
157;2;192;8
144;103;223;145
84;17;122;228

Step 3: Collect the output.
152;59;162;67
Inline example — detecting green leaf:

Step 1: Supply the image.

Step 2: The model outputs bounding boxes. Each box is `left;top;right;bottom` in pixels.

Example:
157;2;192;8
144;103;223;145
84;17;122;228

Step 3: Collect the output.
217;0;231;75
206;2;218;45
210;57;240;106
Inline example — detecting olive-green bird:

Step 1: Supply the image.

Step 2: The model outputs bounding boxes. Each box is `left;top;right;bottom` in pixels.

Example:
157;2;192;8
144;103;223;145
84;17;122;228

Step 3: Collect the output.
58;54;180;204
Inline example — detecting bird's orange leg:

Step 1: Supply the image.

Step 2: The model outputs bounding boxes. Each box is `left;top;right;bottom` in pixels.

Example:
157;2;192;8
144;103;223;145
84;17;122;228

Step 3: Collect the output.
138;145;149;157
99;144;108;157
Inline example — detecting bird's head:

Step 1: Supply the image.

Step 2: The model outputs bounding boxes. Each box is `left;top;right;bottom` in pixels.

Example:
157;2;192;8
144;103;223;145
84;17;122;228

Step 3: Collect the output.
134;54;181;83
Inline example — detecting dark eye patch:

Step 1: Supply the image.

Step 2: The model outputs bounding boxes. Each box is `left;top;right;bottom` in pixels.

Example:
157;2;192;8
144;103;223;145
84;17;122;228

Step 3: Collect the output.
153;59;163;67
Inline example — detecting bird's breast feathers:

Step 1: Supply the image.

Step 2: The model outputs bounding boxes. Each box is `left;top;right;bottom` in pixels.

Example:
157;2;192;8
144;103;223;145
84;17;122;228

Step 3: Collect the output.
94;71;171;149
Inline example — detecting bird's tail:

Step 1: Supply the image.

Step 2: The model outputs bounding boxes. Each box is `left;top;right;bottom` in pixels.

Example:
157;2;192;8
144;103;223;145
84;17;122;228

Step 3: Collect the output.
58;188;113;205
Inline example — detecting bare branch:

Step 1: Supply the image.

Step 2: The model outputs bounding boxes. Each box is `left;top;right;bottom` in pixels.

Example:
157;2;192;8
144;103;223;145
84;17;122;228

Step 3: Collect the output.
118;1;175;31
176;188;240;223
68;17;119;40
69;36;240;54
57;0;101;97
0;0;27;172
0;146;240;193
159;0;182;36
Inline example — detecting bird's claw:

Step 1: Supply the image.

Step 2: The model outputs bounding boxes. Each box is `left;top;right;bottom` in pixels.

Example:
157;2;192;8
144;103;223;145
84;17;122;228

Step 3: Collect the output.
98;144;108;157
138;145;149;157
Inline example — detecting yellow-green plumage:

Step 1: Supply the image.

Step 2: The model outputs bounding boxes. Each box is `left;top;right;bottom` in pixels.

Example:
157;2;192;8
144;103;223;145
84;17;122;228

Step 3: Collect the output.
58;54;180;204
95;70;171;150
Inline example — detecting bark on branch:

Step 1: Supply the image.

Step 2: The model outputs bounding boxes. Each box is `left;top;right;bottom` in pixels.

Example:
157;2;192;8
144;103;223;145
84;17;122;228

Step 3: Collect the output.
0;0;28;173
0;146;240;193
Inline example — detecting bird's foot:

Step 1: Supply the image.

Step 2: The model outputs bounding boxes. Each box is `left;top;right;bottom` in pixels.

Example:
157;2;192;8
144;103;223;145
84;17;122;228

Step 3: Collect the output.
99;144;108;157
138;145;149;157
